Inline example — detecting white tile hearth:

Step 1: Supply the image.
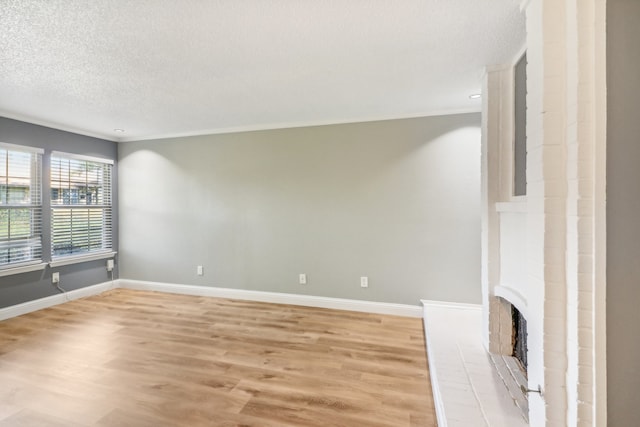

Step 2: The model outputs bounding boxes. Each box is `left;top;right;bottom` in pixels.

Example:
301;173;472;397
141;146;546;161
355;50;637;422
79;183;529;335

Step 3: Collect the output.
421;301;528;427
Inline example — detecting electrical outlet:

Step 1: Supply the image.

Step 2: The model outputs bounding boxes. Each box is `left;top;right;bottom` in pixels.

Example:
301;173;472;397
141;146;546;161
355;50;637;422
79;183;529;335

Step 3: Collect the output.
52;272;60;284
360;276;368;288
107;259;114;272
299;273;307;285
197;265;204;276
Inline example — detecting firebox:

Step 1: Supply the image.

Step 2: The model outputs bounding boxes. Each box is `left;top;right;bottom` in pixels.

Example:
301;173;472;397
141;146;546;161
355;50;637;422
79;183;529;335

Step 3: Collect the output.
512;305;528;374
488;297;530;422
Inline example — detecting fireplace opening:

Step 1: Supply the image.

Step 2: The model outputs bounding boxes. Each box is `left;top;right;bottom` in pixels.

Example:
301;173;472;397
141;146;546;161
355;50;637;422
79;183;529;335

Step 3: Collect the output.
488;298;530;421
512;305;528;375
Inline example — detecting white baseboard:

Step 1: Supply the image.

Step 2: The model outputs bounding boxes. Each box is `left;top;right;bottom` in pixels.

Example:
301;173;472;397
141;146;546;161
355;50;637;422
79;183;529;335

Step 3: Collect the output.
119;279;423;318
0;280;118;321
420;299;482;311
0;278;423;321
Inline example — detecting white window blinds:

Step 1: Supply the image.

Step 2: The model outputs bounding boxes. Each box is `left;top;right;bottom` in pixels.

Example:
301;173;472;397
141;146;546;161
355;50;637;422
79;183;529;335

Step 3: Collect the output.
51;153;113;258
0;144;43;268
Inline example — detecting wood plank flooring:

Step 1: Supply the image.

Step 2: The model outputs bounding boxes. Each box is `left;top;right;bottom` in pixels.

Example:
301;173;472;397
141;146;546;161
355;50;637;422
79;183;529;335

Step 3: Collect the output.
0;289;436;426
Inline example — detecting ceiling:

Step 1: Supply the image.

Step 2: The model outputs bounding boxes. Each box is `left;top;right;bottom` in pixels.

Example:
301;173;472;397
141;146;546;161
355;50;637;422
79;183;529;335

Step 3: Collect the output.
0;1;525;142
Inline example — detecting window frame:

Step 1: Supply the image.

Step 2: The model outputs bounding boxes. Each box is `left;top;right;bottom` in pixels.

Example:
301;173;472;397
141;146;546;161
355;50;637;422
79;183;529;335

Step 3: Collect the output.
0;142;44;271
50;151;114;262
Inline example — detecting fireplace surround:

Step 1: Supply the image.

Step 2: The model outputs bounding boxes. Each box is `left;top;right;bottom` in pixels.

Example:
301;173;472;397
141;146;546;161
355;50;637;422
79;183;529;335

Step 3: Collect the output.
481;1;607;424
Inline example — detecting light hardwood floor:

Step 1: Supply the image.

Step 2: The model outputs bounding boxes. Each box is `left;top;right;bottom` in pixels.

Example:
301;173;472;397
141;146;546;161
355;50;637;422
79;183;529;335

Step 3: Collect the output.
0;289;436;426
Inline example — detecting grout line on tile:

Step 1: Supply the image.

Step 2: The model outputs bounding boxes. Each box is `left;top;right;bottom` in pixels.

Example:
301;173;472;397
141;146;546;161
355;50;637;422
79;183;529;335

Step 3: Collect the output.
456;342;491;427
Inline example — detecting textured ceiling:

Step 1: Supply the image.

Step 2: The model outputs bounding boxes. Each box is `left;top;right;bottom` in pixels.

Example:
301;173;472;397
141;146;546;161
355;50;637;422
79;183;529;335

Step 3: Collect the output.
0;0;524;142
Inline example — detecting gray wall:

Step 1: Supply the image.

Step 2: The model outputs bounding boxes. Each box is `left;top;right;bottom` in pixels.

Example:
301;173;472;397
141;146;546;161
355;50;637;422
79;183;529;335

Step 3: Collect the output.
119;113;481;305
0;117;118;308
607;0;640;425
514;52;527;197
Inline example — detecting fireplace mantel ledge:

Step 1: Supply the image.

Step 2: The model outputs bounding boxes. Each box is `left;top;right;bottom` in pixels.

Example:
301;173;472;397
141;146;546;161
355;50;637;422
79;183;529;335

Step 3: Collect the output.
421;300;528;427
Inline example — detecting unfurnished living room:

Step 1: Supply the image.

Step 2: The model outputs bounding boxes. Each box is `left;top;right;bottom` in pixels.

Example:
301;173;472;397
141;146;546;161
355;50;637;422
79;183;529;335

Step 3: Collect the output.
0;1;637;426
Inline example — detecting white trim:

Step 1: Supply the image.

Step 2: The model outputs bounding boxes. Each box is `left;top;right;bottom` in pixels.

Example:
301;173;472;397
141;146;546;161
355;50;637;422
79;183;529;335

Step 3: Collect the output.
494;285;530;320
0;278;423;321
0;142;44;154
519;0;533;12
116;108;481;143
512;44;528;67
51;151;114;165
0;110;119;142
0;280;116;321
49;251;117;268
120;279;423;317
0;262;47;277
421;305;448;427
420;299;482;311
2;108;482;144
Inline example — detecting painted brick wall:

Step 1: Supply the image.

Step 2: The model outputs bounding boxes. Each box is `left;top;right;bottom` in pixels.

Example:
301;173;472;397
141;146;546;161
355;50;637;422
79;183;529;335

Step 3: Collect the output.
482;0;606;425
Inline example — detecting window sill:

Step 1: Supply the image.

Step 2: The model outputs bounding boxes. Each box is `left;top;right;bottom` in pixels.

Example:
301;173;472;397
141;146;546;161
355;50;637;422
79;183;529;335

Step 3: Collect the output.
49;251;117;268
0;262;48;277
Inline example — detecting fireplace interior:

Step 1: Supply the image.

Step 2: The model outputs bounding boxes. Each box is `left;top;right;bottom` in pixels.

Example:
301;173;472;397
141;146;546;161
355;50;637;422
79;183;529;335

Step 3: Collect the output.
488;299;530;422
512;305;528;374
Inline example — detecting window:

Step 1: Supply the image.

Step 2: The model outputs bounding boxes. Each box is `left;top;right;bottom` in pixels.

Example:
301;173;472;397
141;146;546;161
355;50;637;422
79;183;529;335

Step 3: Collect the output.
51;152;113;258
0;143;43;268
513;52;527;196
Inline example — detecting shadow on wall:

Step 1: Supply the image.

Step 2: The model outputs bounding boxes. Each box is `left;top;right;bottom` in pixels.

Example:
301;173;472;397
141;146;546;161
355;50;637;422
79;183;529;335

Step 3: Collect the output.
118;114;482;305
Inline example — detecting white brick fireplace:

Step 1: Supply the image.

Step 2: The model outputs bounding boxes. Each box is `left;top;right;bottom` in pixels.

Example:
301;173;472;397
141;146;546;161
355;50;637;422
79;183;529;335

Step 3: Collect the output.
480;0;607;426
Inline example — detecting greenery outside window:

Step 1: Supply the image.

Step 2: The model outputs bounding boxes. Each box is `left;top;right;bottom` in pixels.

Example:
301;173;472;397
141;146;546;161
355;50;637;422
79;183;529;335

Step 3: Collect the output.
0;143;43;268
51;152;113;258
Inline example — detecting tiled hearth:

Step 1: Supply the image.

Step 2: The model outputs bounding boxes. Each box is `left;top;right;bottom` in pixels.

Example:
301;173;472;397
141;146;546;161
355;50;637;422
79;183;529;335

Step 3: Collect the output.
421;301;528;427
